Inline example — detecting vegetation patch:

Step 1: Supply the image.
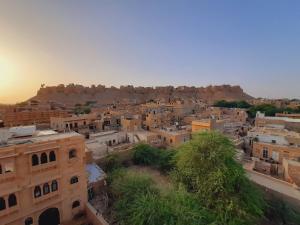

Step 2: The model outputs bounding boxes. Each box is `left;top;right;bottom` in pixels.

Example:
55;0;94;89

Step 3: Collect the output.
132;143;175;172
103;132;271;225
214;100;300;118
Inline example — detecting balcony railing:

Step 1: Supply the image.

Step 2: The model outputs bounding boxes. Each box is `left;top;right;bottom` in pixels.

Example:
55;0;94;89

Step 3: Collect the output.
0;204;19;218
0;172;17;184
32;190;60;205
30;161;58;173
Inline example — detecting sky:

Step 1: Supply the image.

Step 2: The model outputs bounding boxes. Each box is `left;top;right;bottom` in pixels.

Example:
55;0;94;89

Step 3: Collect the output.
0;0;300;104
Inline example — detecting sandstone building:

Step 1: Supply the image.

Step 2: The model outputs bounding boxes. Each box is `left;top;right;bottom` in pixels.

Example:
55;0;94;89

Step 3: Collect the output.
2;110;68;128
120;115;142;132
255;112;300;132
248;126;300;184
50;114;101;134
0;128;87;225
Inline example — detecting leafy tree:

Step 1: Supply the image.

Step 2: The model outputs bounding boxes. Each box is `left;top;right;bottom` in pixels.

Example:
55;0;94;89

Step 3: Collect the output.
103;154;121;173
236;100;252;109
247;104;300;118
156;150;175;172
132;143;175;172
173;131;265;225
132;144;160;165
214;100;252;109
248;104;279;118
74;105;91;115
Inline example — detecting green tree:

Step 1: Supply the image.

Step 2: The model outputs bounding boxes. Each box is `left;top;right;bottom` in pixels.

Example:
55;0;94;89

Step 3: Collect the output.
248;104;279;118
173;131;265;225
132;143;175;172
132;144;160;165
213;100;252;109
103;154;121;173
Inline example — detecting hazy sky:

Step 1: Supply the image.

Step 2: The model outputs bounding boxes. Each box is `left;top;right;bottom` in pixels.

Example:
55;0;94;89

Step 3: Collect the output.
0;0;300;103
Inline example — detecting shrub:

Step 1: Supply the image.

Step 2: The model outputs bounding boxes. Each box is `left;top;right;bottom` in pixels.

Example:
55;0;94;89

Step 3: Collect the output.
111;171;213;225
174;131;265;225
132;144;160;165
132;143;175;172
103;154;121;173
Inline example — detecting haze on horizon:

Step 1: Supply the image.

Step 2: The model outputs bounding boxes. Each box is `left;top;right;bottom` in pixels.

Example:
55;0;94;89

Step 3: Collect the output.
0;0;300;104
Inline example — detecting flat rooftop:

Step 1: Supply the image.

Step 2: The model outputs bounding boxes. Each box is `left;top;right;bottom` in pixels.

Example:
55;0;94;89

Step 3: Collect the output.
89;130;119;138
157;127;190;135
260;115;300;123
0;131;82;148
249;126;300;139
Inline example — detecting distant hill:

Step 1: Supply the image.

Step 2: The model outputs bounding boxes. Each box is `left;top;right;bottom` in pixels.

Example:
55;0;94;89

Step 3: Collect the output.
30;84;253;106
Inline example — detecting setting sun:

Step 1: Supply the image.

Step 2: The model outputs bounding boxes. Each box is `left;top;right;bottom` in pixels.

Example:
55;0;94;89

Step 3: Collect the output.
0;56;17;90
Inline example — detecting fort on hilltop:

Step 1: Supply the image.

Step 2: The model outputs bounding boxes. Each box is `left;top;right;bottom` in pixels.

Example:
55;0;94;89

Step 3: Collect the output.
30;84;253;106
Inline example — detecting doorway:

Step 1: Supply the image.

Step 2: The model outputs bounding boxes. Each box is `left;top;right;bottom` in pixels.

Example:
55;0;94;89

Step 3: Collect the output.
39;208;60;225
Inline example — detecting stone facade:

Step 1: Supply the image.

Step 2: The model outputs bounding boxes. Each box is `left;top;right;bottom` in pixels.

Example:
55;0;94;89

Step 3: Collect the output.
252;142;300;164
154;128;191;147
255;112;300;132
283;159;300;186
121;115;142;132
0;132;87;225
50;114;101;134
3;110;68;127
191;118;224;132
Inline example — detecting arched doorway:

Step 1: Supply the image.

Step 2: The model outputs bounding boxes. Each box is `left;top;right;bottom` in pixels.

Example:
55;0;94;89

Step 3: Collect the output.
39;208;60;225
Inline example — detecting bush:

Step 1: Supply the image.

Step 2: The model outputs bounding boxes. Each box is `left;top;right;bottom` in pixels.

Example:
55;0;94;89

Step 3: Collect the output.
103;154;121;173
111;171;213;225
132;143;175;172
156;150;175;172
111;171;158;200
132;144;160;165
174;131;265;225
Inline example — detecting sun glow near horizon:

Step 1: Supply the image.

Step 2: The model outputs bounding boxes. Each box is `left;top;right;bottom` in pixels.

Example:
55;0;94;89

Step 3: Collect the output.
0;56;29;104
0;56;18;89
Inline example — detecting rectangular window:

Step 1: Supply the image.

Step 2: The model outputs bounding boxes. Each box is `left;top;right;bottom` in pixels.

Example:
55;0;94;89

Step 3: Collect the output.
262;147;268;158
5;162;14;173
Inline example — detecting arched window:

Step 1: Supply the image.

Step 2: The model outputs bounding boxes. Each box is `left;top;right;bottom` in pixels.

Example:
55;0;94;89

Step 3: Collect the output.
69;149;76;159
25;217;33;225
70;176;79;184
51;180;58;192
43;183;50;195
72;200;80;208
32;154;39;166
8;194;17;207
0;197;6;211
34;186;41;198
40;153;48;164
49;151;56;162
